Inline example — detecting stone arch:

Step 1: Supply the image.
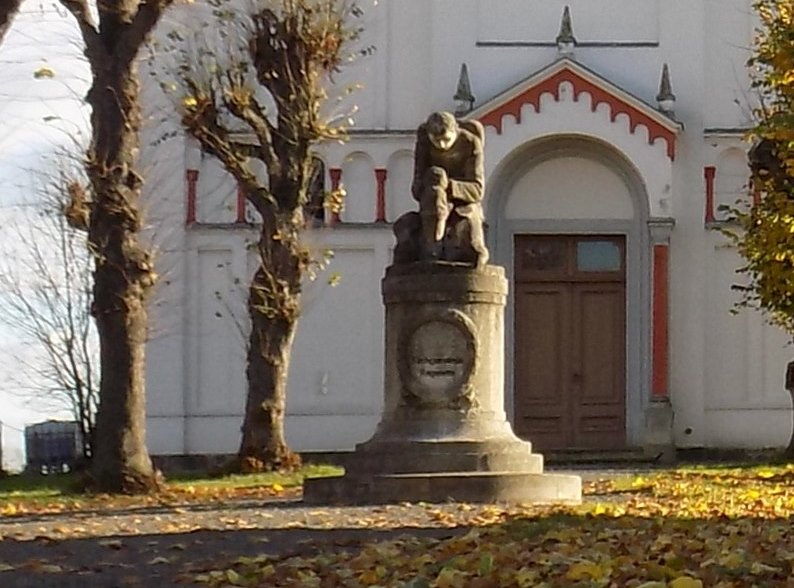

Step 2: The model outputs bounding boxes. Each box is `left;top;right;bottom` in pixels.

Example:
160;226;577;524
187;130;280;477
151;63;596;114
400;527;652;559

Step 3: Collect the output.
341;151;376;223
486;134;650;231
485;134;652;446
386;149;414;221
715;148;749;219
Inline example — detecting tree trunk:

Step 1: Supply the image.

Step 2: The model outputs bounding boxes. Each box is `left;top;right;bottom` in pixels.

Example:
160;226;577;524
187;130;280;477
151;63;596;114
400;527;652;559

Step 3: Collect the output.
783;361;794;459
0;0;22;45
237;228;302;472
85;57;159;493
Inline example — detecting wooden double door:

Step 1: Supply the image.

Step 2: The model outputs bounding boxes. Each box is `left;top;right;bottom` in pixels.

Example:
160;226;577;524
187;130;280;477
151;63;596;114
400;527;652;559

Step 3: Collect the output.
513;235;626;450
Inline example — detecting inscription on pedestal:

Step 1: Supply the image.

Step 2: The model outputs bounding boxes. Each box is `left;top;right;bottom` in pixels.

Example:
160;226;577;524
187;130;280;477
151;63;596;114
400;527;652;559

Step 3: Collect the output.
400;313;476;407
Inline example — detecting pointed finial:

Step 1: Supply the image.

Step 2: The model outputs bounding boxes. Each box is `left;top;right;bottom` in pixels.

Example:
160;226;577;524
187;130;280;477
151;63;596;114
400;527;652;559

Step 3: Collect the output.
556;6;577;55
656;63;676;113
453;63;476;116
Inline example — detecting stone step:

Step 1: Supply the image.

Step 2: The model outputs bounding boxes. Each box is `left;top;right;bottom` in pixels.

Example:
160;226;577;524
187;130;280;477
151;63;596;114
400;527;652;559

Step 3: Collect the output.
347;438;544;475
303;471;582;505
349;448;544;476
544;448;649;465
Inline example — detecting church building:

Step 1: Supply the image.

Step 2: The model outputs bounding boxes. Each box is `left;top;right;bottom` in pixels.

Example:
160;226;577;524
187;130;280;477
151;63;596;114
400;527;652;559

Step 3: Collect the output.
142;0;791;460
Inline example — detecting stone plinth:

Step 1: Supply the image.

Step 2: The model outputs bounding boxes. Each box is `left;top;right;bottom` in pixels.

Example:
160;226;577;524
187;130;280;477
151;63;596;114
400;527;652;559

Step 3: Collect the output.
303;262;581;505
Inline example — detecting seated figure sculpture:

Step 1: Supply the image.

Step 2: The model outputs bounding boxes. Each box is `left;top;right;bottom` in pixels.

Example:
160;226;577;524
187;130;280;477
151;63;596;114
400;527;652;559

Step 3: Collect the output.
393;112;490;267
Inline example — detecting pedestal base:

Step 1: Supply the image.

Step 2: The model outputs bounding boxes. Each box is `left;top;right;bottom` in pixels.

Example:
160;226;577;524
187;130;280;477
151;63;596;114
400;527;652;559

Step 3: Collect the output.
303;471;582;505
303;262;582;505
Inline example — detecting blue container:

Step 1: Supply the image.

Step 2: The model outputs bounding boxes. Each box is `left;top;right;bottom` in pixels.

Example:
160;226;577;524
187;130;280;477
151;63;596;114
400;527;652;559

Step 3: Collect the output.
24;421;83;474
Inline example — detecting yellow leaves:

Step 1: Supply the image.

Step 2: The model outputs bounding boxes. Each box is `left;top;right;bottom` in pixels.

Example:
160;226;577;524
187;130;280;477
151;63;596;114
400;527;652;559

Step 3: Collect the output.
512;567;539;587
0;503;19;516
34;564;64;574
565;559;608;582
592;503;609;516
183;96;199;108
435;568;467;588
669;577;703;588
357;565;388;585
33;66;55;79
718;551;745;569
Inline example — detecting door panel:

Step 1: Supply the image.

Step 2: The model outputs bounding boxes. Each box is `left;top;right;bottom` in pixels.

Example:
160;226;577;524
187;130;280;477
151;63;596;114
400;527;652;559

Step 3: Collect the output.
514;284;569;450
573;284;626;449
513;235;627;450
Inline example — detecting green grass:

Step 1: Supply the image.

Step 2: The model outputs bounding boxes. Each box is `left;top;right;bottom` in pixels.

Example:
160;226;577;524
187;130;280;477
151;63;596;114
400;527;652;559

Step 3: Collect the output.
0;472;82;501
0;464;343;503
169;464;343;489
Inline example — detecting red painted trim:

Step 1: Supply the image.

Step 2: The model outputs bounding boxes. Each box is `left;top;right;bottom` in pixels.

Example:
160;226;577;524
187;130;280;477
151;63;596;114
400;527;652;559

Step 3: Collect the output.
329;167;342;225
704;166;716;224
652;244;670;398
236;184;247;223
375;168;388;223
478;66;678;160
186;169;199;225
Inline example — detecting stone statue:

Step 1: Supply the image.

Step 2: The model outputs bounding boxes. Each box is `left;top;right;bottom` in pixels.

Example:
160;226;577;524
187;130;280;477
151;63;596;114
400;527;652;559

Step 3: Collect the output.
304;117;581;507
393;112;490;267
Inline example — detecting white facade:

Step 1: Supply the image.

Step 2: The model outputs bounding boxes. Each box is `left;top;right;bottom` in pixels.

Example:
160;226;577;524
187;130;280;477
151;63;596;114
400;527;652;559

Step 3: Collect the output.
142;0;793;457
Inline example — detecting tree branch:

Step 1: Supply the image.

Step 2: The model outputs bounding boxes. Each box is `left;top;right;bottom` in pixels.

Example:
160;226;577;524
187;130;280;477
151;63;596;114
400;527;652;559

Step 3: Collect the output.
120;0;176;64
222;89;282;177
182;83;276;208
58;0;101;55
0;0;22;45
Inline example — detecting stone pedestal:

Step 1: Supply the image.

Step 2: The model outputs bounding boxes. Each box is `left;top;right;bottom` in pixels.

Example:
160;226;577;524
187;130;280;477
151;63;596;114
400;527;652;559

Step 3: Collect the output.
303;263;581;505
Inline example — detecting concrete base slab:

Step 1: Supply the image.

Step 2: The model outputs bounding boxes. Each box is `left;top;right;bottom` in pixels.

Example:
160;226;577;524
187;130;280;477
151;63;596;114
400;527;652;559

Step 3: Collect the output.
303;471;582;505
643;400;676;464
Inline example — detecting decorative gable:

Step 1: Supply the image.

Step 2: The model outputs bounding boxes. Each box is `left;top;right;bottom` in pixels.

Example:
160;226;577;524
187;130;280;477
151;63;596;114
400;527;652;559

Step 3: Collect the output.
468;58;682;160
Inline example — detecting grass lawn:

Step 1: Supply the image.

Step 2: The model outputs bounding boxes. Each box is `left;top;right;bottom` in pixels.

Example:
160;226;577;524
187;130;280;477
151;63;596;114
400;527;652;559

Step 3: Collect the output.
0;464;342;515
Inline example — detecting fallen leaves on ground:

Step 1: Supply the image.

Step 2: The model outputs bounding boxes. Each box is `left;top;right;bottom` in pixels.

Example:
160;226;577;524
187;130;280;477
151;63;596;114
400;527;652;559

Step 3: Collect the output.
0;467;337;519
195;465;794;587
0;483;298;519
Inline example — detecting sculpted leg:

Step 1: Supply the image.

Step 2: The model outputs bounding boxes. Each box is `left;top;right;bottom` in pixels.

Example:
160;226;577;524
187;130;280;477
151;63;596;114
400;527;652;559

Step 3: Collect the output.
469;215;489;268
420;166;452;244
447;204;489;267
392;212;422;264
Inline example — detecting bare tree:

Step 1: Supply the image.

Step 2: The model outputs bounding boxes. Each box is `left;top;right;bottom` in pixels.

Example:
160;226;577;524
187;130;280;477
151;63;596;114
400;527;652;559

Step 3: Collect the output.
174;0;364;471
0;160;98;462
0;0;22;45
58;0;176;493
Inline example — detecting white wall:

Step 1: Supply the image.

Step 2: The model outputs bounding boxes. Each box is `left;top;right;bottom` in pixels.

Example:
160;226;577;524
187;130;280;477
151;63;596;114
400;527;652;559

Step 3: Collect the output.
504;156;634;221
144;0;793;455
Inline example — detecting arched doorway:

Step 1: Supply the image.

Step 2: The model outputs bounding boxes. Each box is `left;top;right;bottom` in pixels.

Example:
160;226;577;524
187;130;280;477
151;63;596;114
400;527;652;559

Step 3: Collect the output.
487;135;652;450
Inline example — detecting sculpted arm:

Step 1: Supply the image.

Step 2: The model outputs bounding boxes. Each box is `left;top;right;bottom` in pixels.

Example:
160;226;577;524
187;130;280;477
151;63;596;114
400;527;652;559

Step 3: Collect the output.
411;124;431;201
447;136;484;203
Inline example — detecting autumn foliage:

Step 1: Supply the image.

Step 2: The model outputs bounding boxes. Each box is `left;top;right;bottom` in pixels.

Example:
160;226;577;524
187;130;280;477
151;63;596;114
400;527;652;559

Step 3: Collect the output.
193;466;794;587
729;0;794;332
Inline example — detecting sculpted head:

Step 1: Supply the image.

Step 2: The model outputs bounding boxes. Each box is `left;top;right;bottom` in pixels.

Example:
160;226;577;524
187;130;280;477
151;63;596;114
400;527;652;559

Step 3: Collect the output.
426;111;459;151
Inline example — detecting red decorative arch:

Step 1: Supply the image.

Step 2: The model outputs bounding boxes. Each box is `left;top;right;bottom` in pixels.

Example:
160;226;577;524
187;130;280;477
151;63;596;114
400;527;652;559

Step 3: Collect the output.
478;66;678;160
